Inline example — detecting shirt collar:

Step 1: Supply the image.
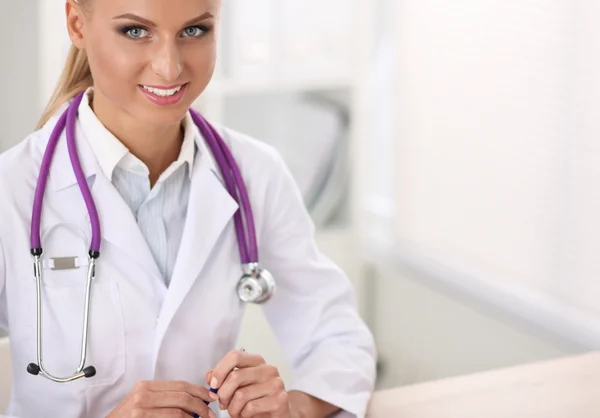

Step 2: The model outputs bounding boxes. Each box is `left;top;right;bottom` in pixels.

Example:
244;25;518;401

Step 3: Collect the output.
78;87;196;182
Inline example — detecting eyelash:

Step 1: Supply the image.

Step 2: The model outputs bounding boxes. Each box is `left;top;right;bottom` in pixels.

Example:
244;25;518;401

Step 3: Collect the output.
119;25;211;40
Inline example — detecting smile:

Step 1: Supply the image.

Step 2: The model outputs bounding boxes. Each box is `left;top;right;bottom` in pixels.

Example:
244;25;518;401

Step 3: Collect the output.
138;83;189;106
141;84;184;97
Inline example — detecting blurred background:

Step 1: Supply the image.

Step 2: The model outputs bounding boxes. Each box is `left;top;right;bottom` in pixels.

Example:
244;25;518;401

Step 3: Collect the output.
2;0;600;411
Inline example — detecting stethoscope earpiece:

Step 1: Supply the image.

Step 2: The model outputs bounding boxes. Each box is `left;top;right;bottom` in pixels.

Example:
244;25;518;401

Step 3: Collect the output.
83;366;97;378
26;362;96;379
26;363;40;376
237;263;275;304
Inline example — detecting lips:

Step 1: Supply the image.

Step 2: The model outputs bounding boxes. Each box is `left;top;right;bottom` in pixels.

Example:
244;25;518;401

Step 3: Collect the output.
138;83;188;106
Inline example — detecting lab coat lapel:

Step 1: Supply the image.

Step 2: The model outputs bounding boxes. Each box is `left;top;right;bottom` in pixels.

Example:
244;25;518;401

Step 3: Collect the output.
154;142;239;358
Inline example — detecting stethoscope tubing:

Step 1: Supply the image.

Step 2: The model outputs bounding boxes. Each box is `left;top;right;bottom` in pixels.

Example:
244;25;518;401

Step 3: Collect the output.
190;109;258;264
26;91;272;384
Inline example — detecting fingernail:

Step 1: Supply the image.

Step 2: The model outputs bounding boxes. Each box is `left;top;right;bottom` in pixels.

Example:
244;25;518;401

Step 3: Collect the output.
209;391;219;401
219;402;227;411
210;377;218;389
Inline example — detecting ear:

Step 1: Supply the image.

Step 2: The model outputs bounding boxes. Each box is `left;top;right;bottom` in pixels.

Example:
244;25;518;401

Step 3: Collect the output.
66;0;86;49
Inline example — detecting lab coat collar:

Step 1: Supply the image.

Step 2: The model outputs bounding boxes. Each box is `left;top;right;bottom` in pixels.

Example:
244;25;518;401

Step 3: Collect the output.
40;92;220;192
77;88;197;182
77;88;130;182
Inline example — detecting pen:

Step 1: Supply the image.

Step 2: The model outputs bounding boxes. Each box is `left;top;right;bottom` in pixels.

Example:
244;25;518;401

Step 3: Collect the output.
195;347;245;416
192;387;217;417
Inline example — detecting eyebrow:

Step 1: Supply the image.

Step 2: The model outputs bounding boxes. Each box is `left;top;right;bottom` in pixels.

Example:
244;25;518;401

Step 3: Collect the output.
113;12;214;28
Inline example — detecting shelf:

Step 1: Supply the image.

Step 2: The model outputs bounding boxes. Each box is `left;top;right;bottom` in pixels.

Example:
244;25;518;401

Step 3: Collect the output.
202;76;355;97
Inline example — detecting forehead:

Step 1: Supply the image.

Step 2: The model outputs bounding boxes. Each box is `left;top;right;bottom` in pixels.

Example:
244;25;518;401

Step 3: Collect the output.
90;0;220;22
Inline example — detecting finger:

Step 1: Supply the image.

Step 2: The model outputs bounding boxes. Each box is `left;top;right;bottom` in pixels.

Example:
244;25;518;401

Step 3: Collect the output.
210;350;265;390
136;381;218;404
217;365;280;410
134;391;215;418
205;371;219;402
139;408;215;418
226;378;285;417
238;392;289;418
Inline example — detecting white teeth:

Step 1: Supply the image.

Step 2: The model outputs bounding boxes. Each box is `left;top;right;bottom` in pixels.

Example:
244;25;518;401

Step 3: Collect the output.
142;85;183;97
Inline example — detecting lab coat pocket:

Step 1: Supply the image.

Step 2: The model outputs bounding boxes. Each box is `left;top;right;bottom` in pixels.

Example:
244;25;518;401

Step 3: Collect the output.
11;276;125;415
14;223;126;393
15;278;126;385
21;221;125;382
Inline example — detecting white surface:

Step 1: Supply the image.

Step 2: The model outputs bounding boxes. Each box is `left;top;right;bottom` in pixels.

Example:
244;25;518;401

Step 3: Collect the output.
368;351;600;418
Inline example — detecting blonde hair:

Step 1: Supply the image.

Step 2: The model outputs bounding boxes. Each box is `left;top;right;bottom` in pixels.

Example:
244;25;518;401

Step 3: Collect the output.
36;44;94;130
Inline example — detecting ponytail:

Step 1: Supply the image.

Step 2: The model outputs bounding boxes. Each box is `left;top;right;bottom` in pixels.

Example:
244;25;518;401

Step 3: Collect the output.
36;45;93;130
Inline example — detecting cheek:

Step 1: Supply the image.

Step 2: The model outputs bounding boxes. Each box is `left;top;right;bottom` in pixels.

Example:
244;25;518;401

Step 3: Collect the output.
87;36;142;87
186;44;217;87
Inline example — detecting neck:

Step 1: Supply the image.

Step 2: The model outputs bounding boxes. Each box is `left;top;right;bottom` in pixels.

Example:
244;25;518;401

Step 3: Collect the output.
90;91;183;186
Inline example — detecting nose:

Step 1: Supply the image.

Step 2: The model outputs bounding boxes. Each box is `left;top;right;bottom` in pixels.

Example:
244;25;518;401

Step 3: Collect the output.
151;41;183;81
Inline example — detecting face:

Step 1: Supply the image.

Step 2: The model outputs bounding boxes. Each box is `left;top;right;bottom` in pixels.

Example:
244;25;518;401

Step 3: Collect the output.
67;0;220;127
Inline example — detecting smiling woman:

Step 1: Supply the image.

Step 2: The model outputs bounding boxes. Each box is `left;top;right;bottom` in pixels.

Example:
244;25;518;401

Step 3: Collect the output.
0;0;376;417
37;0;220;185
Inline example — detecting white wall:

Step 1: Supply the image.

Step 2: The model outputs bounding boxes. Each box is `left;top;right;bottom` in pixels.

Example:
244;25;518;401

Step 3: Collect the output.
356;0;600;391
383;0;600;335
0;0;40;151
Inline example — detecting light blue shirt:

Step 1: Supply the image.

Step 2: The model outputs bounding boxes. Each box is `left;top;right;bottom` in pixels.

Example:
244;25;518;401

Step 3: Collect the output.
78;88;196;286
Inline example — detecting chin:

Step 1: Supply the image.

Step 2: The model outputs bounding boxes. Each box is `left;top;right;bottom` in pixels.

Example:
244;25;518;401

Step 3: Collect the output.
135;102;191;127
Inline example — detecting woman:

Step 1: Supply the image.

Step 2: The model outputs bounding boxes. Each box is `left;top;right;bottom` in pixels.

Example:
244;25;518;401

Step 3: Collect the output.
0;0;376;417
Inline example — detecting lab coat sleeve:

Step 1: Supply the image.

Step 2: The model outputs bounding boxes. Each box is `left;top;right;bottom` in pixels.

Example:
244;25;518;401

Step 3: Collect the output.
259;152;377;418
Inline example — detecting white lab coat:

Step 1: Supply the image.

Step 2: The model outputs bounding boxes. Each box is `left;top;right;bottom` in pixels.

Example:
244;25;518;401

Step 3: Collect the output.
0;105;376;418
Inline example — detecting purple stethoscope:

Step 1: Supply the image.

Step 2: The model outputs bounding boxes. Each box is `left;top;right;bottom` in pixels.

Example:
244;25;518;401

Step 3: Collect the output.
26;91;275;383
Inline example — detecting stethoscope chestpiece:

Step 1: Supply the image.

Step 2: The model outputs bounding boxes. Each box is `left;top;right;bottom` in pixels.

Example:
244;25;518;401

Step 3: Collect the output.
237;263;275;304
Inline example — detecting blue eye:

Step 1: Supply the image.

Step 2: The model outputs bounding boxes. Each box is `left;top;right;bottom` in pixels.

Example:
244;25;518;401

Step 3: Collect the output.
182;26;207;37
124;27;149;39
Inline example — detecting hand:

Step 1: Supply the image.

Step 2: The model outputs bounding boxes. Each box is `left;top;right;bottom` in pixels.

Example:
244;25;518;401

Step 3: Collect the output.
207;349;293;418
107;380;218;418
